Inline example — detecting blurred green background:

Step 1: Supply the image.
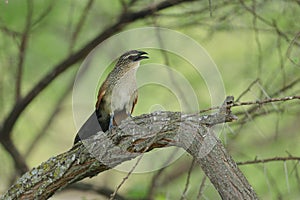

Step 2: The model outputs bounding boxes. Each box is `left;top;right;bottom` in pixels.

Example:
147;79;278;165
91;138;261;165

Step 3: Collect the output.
0;0;300;199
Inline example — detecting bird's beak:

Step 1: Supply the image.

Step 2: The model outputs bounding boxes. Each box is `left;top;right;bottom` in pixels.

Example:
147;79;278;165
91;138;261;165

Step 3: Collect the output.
135;51;149;61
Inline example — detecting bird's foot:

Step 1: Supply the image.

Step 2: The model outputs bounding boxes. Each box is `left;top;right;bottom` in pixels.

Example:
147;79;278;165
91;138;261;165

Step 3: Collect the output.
109;115;115;130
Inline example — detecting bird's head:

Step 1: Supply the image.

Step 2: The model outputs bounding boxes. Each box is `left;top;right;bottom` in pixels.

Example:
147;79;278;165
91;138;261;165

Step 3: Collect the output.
116;50;149;69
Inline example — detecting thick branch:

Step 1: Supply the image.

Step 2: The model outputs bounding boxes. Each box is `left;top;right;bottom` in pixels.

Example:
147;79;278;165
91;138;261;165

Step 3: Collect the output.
1;97;257;200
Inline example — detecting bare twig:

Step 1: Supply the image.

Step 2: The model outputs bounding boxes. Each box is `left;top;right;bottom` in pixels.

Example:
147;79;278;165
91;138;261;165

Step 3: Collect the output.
146;149;182;199
0;23;21;37
69;0;95;52
180;158;196;200
196;175;207;200
208;0;212;17
233;78;300;132
272;78;300;97
239;0;292;44
16;0;33;101
251;0;262;76
237;156;300;165
31;2;53;28
294;162;300;191
233;95;300;106
109;153;145;200
236;79;260;102
286;32;300;67
111;118;176;200
200;95;300;114
275;24;286;86
1;138;28;175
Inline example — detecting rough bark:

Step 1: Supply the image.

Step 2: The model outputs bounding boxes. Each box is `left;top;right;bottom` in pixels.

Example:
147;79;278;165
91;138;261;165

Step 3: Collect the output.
1;96;258;200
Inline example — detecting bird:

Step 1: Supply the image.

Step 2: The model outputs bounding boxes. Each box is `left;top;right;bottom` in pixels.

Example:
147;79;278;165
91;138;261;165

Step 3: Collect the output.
74;50;149;144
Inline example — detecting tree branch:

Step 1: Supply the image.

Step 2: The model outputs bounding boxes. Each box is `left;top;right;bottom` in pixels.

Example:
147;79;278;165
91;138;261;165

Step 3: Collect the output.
0;138;29;175
69;0;95;53
1;96;258;200
16;0;33;101
237;156;300;166
233;95;300;106
200;95;300;113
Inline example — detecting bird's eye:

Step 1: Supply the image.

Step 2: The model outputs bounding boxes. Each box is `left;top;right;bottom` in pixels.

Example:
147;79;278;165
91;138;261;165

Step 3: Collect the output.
128;55;135;60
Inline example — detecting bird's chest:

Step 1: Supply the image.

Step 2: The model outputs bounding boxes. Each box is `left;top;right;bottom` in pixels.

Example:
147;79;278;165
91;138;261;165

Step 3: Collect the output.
110;70;137;111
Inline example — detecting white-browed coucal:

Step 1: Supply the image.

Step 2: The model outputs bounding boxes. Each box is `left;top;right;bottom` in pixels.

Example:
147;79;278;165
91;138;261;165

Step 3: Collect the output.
74;50;148;144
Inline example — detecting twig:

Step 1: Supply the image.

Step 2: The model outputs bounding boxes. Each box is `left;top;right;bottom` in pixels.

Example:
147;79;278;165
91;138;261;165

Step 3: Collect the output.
272;78;300;97
146;148;181;199
69;0;95;52
1;138;28;175
286;32;300;67
110;118;173;200
236;79;260;102
200;95;300;114
275;23;286;86
208;0;212;17
0;23;21;37
251;0;262;77
196;175;207;200
15;0;33;101
284;161;290;193
239;0;291;44
233;78;300;131
294;162;300;191
180;158;196;200
237;156;300;165
31;2;53;28
109;153;145;200
233;95;300;107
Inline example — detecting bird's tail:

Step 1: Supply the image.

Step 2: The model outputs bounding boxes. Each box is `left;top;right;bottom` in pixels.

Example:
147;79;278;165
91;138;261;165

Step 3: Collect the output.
73;112;102;144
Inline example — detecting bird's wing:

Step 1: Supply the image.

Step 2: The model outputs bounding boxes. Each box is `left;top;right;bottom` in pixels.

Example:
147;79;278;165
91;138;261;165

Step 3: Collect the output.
95;80;107;110
131;90;138;114
73;111;101;144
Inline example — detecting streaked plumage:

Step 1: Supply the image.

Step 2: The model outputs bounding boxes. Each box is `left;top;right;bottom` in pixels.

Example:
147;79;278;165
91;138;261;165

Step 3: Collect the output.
74;50;148;144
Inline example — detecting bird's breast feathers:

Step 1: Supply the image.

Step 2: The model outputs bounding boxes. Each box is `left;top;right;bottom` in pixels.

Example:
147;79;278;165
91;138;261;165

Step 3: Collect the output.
110;68;138;112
